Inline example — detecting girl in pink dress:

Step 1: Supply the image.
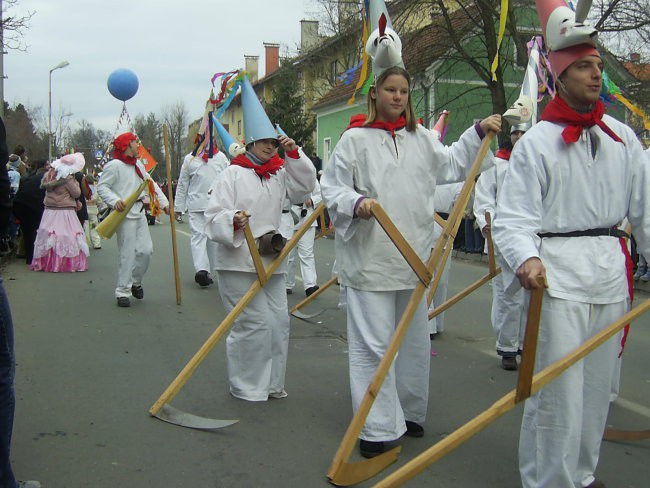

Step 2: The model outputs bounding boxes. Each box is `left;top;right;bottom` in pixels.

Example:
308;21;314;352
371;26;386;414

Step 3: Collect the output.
30;153;89;272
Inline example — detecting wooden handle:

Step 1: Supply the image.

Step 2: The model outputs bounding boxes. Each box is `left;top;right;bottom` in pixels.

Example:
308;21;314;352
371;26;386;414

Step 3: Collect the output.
163;124;182;305
243;225;268;286
515;276;546;402
371;204;432;286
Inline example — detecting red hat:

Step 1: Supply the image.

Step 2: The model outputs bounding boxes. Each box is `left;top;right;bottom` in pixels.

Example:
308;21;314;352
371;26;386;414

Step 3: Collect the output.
548;43;600;79
113;132;137;152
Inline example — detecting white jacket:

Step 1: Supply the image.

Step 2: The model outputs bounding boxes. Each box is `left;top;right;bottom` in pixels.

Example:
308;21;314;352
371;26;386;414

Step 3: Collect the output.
204;149;316;274
174;152;230;213
493;116;650;302
321;123;489;291
97;159;168;219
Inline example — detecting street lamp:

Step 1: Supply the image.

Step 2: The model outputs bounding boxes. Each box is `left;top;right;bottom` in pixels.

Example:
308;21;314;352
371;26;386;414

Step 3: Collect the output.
48;60;70;163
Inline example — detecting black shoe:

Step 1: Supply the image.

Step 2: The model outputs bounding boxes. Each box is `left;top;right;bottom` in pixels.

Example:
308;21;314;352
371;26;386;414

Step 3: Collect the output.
194;270;213;287
117;297;131;307
405;421;424;438
131;285;144;300
501;356;518;371
305;285;320;297
359;439;387;459
286;288;293;295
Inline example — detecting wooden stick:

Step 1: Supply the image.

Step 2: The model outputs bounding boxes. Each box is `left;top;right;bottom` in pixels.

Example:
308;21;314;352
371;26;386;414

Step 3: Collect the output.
290;275;337;314
317;205;328;239
371;204;432;287
428;271;498;320
163;124;182;305
485;212;497;275
603;428;650;441
327;131;496;484
515;277;545;402
373;299;650;488
434;212;447;229
243;225;268;286
149;204;324;416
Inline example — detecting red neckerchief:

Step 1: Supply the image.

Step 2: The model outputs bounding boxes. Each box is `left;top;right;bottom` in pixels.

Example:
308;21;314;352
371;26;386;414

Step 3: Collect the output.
495;148;511;160
113;150;144;179
346;114;407;136
230;153;284;180
540;97;623;145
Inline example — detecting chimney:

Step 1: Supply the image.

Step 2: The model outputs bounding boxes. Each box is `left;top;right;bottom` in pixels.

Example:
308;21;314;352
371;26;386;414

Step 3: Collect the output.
630;52;641;63
264;42;280;77
300;20;319;53
245;55;259;83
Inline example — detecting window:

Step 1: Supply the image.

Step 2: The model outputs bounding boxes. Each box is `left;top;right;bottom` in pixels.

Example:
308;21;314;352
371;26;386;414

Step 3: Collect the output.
237;120;242;136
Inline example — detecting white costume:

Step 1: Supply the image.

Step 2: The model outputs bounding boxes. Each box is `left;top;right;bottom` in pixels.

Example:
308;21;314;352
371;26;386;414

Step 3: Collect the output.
97;159;169;299
493;117;650;488
429;182;462;335
286;180;322;293
321;122;490;441
174;151;229;277
204;149;316;401
473;156;525;356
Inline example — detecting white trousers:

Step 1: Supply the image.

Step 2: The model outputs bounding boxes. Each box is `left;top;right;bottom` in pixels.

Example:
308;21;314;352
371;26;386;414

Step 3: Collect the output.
86;203;101;248
114;216;153;298
491;256;525;354
519;296;627;488
428;256;452;334
285;227;317;290
347;287;430;441
188;211;217;273
218;271;290;401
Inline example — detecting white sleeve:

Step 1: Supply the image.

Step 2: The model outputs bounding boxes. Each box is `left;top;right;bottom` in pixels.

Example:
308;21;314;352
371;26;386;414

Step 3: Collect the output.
320;135;364;242
284;148;317;204
204;170;244;249
174;155;191;213
473;164;497;231
96;163;121;208
431;125;493;185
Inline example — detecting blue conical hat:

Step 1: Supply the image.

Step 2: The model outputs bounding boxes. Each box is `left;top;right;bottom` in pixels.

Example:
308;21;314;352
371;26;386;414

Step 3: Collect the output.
365;0;404;78
212;114;244;159
241;75;278;145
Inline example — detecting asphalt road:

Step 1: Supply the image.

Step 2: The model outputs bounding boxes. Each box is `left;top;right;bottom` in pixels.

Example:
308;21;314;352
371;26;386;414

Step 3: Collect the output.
4;220;649;487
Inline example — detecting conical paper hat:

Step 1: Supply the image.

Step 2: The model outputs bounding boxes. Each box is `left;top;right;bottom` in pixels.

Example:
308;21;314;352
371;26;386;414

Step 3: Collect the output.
212;115;244;159
509;39;541;133
241;75;278;145
365;0;404;78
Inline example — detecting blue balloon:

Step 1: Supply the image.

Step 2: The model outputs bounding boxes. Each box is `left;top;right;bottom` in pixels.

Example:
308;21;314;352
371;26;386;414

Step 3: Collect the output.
107;68;139;101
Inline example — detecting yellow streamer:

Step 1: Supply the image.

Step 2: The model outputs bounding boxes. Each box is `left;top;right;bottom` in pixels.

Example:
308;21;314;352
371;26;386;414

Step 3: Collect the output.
348;19;371;105
490;0;509;81
616;93;650;131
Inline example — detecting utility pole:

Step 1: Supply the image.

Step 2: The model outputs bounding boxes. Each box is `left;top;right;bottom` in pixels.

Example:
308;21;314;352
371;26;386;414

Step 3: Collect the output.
0;0;5;118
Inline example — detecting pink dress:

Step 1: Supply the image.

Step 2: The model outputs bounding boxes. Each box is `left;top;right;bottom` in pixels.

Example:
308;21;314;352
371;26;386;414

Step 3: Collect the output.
30;172;89;272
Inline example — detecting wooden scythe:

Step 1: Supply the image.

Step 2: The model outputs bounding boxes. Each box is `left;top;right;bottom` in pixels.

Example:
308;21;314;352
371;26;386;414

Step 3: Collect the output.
163;124;182;305
327;131;496;486
427;212;502;321
372;298;650;488
149;203;325;429
290;275;338;320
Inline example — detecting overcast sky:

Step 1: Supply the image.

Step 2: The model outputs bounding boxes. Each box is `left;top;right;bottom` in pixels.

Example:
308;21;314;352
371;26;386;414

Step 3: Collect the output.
3;0;319;134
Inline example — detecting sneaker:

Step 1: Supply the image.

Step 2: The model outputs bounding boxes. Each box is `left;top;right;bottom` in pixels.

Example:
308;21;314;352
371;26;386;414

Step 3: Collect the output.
305;285;320;297
268;389;288;399
641;271;650;282
131;285;144;299
194;270;213;287
501;356;518;371
359;439;387;459
633;268;646;280
117;297;130;307
286;288;293;295
18;482;42;488
404;420;424;438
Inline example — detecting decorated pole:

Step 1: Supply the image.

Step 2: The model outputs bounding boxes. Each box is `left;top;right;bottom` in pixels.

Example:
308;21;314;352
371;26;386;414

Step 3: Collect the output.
163;124;182;305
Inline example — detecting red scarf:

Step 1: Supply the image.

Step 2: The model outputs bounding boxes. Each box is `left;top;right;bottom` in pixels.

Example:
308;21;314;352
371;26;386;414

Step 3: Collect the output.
113;150;145;179
230;153;284;180
112;150;161;217
540;97;623;145
495;148;511;160
346;114;407;135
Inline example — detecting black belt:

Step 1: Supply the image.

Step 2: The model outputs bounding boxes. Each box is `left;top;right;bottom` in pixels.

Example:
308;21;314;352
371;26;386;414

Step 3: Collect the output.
538;227;629;239
282;209;290;213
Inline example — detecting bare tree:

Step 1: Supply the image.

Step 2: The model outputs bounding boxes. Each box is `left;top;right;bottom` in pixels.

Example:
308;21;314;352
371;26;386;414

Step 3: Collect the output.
2;0;35;51
160;102;189;181
593;0;650;62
